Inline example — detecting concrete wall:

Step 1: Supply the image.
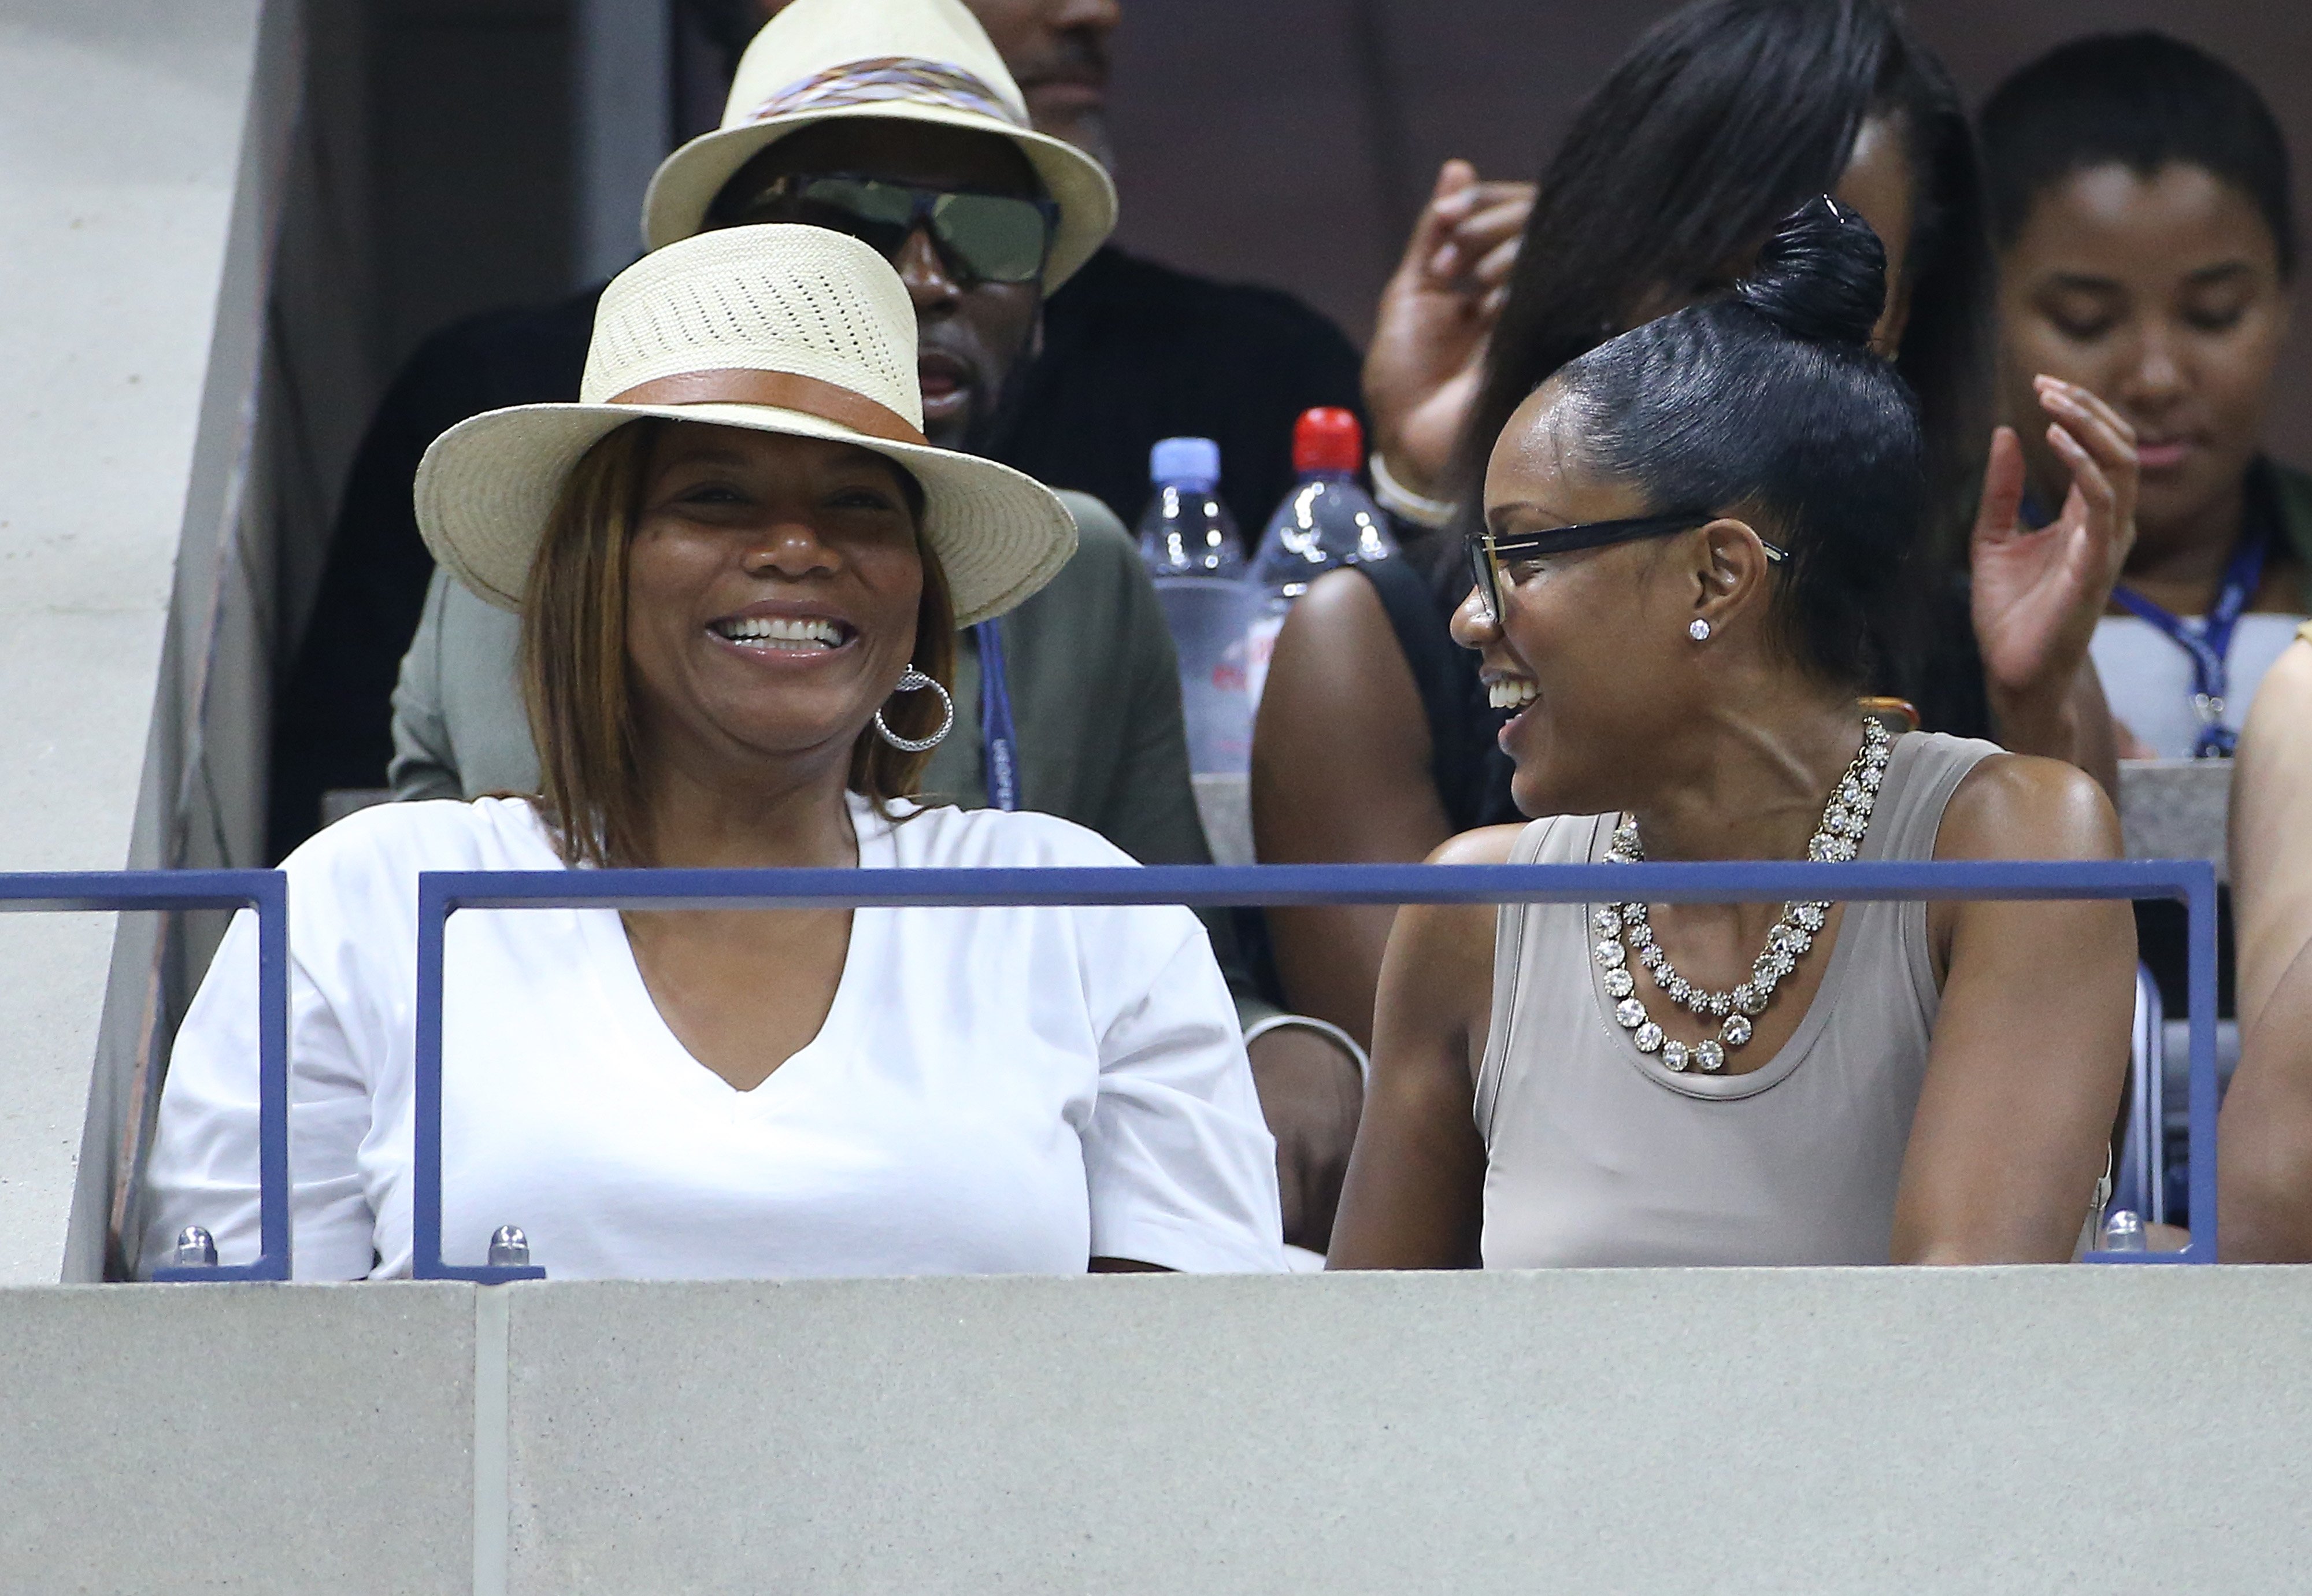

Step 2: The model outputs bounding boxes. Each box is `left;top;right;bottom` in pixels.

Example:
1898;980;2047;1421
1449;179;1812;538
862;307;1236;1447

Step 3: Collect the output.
0;0;281;1283
1;1283;475;1594
4;1267;2308;1591
0;0;396;1282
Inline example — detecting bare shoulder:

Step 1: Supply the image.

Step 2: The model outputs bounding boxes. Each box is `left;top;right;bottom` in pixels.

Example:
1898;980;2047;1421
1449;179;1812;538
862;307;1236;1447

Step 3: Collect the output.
1428;823;1525;866
1370;827;1525;1061
1279;565;1399;666
1389;825;1526;967
1935;751;2121;862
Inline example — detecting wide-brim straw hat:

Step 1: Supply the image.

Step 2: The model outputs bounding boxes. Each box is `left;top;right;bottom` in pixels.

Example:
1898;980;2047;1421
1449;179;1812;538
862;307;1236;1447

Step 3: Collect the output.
642;0;1117;292
413;225;1077;628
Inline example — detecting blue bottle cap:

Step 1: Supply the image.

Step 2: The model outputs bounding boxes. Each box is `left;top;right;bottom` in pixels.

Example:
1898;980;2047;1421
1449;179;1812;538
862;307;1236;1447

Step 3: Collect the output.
1150;436;1221;490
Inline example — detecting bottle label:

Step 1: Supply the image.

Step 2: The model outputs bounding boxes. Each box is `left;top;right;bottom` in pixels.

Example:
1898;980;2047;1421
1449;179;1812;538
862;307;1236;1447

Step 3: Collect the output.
1244;611;1285;711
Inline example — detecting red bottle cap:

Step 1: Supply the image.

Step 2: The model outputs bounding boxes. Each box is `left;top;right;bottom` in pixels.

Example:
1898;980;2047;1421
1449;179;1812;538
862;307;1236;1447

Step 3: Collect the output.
1292;407;1363;475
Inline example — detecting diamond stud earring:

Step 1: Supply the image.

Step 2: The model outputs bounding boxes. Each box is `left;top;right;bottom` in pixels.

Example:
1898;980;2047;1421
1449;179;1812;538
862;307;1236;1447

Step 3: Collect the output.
1688;619;1713;642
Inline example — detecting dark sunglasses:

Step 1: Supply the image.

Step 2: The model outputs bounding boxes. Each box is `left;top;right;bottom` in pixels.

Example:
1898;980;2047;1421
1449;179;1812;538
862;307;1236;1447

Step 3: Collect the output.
718;172;1058;286
1465;512;1786;623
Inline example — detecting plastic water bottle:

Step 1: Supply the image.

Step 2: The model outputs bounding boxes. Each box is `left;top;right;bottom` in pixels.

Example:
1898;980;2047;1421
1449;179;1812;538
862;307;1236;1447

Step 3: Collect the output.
1246;408;1398;706
1137;438;1257;775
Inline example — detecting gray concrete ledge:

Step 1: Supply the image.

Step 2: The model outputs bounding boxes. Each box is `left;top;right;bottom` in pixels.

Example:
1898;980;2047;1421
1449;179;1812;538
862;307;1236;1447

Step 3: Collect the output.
501;1268;2312;1593
6;1268;2309;1591
0;1282;474;1595
0;0;279;1283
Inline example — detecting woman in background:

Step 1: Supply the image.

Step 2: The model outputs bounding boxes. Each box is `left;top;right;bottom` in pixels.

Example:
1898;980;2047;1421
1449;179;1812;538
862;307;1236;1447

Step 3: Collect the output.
1981;32;2307;760
1328;203;2133;1269
1258;0;2133;1051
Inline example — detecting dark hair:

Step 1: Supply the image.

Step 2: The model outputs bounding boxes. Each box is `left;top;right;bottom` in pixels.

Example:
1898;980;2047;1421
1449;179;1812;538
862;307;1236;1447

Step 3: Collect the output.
1551;197;1925;688
1979;32;2295;279
1454;0;1990;560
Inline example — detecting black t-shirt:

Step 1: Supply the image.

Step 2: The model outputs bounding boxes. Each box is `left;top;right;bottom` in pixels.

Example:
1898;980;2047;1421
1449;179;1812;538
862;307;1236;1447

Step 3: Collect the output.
265;245;1364;859
989;245;1366;534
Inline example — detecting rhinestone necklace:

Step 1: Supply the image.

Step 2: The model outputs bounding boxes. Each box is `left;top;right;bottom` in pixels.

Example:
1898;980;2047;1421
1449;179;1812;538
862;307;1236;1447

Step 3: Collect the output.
1592;717;1892;1072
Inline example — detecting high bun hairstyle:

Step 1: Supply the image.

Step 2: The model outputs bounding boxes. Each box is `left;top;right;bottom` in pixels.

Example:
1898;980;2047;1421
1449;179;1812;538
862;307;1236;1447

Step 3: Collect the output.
1549;197;1925;690
1734;196;1888;345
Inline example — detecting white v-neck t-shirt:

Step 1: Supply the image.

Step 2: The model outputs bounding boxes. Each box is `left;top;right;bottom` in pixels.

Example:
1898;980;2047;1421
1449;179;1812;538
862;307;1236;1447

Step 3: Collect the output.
140;794;1283;1280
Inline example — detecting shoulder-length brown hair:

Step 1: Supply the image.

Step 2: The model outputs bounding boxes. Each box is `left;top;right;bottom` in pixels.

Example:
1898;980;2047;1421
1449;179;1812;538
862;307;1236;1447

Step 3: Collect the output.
519;418;957;868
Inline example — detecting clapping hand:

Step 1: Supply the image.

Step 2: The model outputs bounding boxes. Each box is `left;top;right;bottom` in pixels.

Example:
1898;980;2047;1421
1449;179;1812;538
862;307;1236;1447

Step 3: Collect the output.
1969;376;2138;757
1362;160;1536;500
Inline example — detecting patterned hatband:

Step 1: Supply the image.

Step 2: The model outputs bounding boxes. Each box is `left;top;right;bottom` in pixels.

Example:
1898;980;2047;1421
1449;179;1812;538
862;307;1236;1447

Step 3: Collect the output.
747;57;1028;131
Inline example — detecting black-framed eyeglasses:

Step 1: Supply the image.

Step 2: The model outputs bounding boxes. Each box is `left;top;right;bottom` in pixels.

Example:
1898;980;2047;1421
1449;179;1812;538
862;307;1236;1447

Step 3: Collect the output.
716;172;1058;286
1465;512;1787;623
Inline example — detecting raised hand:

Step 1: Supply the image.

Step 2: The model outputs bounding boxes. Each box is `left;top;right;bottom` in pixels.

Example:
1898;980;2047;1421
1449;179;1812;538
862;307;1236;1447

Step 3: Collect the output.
1362;159;1535;502
1970;376;2137;759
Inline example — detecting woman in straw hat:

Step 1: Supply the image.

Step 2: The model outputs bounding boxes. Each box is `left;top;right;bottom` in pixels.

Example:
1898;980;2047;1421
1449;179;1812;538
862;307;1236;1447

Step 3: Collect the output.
141;225;1284;1280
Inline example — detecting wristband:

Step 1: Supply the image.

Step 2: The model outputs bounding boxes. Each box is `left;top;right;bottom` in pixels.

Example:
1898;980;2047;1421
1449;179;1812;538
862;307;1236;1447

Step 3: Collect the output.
1370;451;1459;530
1242;1013;1371;1088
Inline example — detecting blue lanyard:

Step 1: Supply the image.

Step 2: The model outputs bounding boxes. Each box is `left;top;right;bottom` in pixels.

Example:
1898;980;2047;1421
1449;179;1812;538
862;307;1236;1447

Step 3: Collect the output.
2109;526;2269;758
973;618;1021;811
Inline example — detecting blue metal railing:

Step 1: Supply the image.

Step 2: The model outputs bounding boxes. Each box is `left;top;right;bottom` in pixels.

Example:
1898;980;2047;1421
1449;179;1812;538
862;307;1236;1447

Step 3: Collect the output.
0;871;291;1281
412;857;2221;1277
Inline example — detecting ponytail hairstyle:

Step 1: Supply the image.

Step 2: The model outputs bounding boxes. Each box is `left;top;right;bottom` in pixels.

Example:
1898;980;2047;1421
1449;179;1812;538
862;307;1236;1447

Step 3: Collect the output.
1551;196;1926;689
1453;0;1990;562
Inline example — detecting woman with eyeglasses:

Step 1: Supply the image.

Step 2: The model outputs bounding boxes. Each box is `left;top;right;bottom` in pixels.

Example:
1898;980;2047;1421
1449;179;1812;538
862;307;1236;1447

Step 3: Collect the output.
1325;201;2135;1269
1256;0;2138;1070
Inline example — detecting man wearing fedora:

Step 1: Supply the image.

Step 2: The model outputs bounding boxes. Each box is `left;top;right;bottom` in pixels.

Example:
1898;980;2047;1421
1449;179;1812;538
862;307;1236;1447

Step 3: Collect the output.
379;0;1362;1256
268;0;1358;869
681;0;1366;533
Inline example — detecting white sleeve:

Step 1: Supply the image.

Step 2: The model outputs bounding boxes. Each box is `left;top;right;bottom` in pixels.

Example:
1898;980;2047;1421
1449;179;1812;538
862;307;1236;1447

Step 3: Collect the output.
1081;914;1285;1272
138;908;381;1280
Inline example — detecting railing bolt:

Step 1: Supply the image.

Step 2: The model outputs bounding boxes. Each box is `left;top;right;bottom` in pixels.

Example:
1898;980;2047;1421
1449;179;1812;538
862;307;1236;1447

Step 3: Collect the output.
173;1226;218;1268
487;1225;531;1268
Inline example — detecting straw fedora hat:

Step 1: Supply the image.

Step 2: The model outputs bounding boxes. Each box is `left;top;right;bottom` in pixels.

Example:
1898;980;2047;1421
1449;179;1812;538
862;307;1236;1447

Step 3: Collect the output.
642;0;1117;290
413;225;1078;628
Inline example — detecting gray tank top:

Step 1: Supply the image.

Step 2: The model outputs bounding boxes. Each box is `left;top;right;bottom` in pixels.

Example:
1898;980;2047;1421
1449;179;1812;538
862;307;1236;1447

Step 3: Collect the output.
1474;731;1999;1267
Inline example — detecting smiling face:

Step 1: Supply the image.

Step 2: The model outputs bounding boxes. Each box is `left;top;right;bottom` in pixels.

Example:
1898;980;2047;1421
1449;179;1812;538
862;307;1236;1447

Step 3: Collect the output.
1452;381;1707;818
623;424;926;782
710;120;1046;451
1998;161;2290;559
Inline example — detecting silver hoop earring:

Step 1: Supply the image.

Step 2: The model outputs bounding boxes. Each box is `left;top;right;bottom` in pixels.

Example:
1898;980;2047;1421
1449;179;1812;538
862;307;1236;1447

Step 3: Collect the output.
1688;619;1713;642
874;666;954;752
